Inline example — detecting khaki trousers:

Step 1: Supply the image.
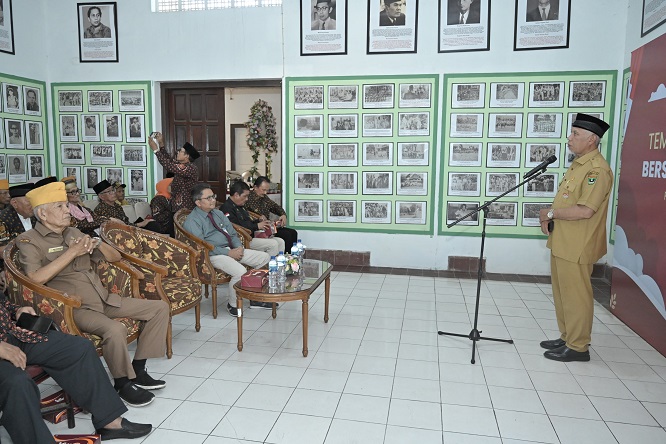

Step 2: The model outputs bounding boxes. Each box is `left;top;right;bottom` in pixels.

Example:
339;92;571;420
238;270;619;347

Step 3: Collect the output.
250;236;284;257
210;249;270;307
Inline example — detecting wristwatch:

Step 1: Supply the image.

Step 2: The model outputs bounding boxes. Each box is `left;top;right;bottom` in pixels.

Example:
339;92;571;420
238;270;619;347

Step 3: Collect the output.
547;209;554;220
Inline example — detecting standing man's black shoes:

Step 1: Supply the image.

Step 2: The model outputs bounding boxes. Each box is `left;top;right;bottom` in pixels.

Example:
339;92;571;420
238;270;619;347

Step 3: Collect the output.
544;345;590;362
540;338;566;349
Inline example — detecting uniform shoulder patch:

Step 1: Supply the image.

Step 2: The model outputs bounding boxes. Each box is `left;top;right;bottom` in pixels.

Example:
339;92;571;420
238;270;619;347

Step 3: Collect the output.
587;170;599;185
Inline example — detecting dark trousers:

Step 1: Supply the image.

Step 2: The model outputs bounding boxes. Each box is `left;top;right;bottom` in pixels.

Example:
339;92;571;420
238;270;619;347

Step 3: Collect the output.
0;332;127;444
275;227;298;252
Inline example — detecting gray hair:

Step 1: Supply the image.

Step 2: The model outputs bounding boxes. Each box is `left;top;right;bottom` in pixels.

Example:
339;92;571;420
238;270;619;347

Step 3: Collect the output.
191;182;211;201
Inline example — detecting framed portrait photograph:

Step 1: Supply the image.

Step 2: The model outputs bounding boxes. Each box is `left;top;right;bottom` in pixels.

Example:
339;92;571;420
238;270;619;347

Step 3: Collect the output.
88;90;113;112
514;0;571;51
526;113;562;138
58;90;83;112
568;81;606;107
119;89;144;112
91;144;115;164
439;0;490;53
61;144;86;165
328;114;358;138
362;142;393;166
362;113;393;137
106;166;123;185
398;83;431;108
0;0;15;55
362;171;393;195
7;154;26;183
83;166;102;194
328;143;358;167
367;0;418;54
125;114;145;143
4;119;23;149
328;85;358;109
81;114;100;142
524;172;558;197
451;83;486;108
327;200;356;223
489;82;525;108
528;82;565;107
566;112;604;137
0;118;4;148
294;115;324;138
641;0;666;37
59;115;79;142
487;143;521;168
488;113;523;138
62;166;82;187
27;154;45;181
522;202;551;226
396;201;426;224
300;0;347;56
25;121;44;149
121;145;146;166
328;172;357;195
487;202;518;226
295;143;324;167
128;168;146;195
398;112;430;136
0;154;4;179
295;172;324;194
449;113;484;138
448;172;481;196
23;86;42;116
294;85;324;109
2;83;22;114
449;142;482;167
363;83;394;108
103;113;122;142
398;142;429;166
78;2;119;63
446;201;479;226
486;172;519;197
362;200;391;224
525;143;560;168
295;199;324;222
397;172;427;196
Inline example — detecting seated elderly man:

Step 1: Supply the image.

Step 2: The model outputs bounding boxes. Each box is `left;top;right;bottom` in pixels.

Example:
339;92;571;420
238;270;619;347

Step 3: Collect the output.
16;182;170;407
0;179;10;211
183;183;271;317
0;296;152;442
221;180;284;257
92;179;161;232
246;176;298;250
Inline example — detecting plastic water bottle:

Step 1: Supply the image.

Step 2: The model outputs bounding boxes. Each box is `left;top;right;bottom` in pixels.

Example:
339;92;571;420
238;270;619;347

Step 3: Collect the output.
268;256;278;290
297;239;305;259
290;242;300;268
276;251;286;283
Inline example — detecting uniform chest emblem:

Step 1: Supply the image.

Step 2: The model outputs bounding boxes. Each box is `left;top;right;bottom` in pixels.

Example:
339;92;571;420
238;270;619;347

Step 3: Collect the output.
562;193;569;199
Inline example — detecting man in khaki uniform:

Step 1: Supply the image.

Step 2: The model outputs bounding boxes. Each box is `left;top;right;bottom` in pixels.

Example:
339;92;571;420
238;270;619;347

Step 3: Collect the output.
538;113;612;362
16;182;170;406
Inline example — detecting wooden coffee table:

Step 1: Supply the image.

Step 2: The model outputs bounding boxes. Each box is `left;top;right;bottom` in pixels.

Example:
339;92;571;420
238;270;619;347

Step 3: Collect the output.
234;259;332;357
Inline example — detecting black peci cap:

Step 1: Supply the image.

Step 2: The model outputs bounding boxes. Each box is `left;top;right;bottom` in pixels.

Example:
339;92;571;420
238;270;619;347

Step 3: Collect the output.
572;113;610;138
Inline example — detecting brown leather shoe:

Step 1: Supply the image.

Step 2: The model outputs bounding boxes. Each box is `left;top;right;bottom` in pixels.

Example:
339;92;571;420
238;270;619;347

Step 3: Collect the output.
544;345;590;362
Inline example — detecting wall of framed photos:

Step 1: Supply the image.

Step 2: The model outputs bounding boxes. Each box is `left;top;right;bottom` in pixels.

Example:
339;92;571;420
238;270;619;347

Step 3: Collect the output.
0;72;49;184
285;75;439;235
51;81;153;202
440;70;617;239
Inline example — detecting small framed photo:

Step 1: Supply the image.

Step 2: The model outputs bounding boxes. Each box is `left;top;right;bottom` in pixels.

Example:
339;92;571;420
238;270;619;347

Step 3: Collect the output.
566;112;604;136
528;82;565;107
5;119;23;149
362;113;393;137
62;166;82;187
2;83;22;114
568;81;606;107
58;90;83;112
397;142;429;166
362;171;393;195
328;85;358;109
362;142;393;166
398;112;430;136
125;114;145;143
81;114;100;142
327;200;356;223
363;83;394;108
487;143;521;168
446;201;479;226
27;154;45;181
451;83;486;108
7;154;26;183
449;142;482;167
524;172;558;198
328;172;357;195
487;202;518;226
489;82;525;108
328;143;358;167
83;166;102;194
0;154;5;179
295;199;323;223
362;200;391;224
399;83;431;108
522;202;552;227
526;113;562;138
119;89;144;112
294;143;324;167
488;113;523;138
294;115;324;138
61;144;86;165
60;115;79;142
295;172;323;194
397;172;427;196
88;90;113;112
329;114;358;138
0;0;15;55
106;166;123;184
103;113;122;142
367;0;419;54
525;143;560;168
450;113;483;138
25;121;43;149
486;172;519;197
294;85;324;109
23;86;42;116
78;3;119;63
396;201;426;224
128;168;146;195
91;144;115;164
121;145;147;166
448;172;481;196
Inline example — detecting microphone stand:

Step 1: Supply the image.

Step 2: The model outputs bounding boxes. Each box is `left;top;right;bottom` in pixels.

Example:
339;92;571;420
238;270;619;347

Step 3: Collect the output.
438;169;548;364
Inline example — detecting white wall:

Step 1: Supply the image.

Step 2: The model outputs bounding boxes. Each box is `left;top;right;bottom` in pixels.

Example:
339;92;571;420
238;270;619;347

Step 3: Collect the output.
0;0;48;81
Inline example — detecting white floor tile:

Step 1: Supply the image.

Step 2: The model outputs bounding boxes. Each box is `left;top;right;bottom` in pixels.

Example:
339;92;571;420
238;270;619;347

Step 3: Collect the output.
550;416;619;444
642;402;666;427
588;396;659;426
335;393;390;424
386;425;443;444
344;373;394;398
161;400;229;434
393;376;441;403
254;364;307;387
235;383;294;412
606;422;666;444
538;391;601;420
351;355;397;376
187;378;249;405
622;379;666;402
142;428;208;444
388;398;442;431
266;413;331;444
298;368;349;393
324;419;386;444
573;374;636;400
495;410;558;443
211;406;278;441
488;386;545;414
440;380;492;408
283;388;341;417
441;404;498;437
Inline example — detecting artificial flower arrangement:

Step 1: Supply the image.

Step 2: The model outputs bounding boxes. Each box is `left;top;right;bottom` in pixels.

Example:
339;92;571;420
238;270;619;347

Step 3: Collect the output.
285;254;300;275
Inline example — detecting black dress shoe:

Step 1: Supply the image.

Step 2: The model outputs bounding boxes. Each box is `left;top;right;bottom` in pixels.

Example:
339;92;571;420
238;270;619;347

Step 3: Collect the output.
540;338;566;350
96;417;152;440
544;345;590;362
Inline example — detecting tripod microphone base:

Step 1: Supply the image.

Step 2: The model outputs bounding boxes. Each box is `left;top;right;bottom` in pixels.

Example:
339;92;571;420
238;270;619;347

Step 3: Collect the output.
438;329;514;364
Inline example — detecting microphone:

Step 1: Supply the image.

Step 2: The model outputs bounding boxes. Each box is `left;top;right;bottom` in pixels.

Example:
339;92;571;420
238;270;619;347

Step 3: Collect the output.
524;155;557;178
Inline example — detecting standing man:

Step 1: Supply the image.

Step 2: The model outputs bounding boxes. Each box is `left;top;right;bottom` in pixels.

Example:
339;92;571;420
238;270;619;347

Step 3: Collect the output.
379;0;406;26
527;0;559;21
246;176;299;250
539;113;612;362
149;132;199;212
84;5;112;38
311;0;336;30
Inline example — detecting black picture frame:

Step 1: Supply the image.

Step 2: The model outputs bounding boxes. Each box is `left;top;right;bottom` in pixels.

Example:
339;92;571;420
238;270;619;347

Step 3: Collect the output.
0;0;15;55
438;0;491;53
77;2;119;63
367;0;419;55
641;0;666;37
300;0;348;56
513;0;571;51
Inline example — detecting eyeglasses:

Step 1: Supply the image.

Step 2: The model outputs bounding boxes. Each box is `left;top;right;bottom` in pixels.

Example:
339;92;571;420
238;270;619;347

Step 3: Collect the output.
198;194;217;201
100;189;116;195
66;189;81;195
314;6;330;11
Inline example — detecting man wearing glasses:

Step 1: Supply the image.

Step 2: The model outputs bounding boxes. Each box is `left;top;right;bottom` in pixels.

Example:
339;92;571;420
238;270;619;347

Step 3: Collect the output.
92;180;159;232
184;183;270;317
311;0;336;30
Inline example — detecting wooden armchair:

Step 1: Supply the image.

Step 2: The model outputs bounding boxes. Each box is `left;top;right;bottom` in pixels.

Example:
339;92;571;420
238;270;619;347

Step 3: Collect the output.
99;221;202;358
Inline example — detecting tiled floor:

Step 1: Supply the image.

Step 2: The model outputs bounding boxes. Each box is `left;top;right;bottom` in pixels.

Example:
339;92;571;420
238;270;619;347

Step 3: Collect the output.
5;272;666;443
